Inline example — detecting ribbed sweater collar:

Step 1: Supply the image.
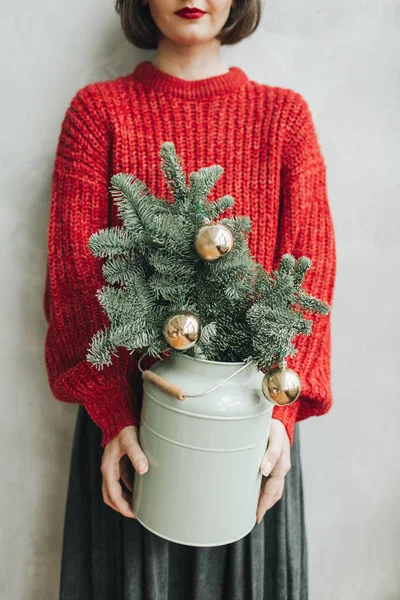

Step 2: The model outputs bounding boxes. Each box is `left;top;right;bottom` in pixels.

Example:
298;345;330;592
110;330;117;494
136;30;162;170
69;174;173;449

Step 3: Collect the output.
132;60;249;100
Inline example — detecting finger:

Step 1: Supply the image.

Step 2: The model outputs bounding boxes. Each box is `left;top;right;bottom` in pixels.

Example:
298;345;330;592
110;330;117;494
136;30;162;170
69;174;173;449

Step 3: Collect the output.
124;441;149;475
102;456;135;519
256;476;285;522
102;480;112;508
260;426;285;477
270;441;291;478
120;471;133;492
258;471;267;501
121;488;133;505
120;456;134;491
103;480;136;519
107;477;135;519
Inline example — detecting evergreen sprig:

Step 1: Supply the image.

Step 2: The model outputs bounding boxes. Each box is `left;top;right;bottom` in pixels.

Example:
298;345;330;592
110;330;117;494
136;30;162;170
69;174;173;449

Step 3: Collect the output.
86;141;330;371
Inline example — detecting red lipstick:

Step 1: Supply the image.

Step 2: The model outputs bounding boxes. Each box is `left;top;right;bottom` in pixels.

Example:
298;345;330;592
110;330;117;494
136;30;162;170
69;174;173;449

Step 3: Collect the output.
175;6;206;19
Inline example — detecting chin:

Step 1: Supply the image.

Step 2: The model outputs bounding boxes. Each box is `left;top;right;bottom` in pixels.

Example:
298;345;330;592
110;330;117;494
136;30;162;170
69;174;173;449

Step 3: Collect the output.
171;31;213;46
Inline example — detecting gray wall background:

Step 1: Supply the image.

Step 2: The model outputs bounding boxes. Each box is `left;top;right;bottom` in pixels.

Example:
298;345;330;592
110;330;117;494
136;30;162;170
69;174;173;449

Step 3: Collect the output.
1;1;399;598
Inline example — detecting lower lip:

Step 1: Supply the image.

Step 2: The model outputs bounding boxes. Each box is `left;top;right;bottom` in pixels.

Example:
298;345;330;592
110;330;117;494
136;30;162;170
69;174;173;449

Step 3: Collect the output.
175;11;205;19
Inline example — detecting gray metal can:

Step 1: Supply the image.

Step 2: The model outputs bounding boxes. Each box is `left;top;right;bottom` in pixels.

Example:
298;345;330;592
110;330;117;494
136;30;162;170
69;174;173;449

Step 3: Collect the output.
132;351;273;547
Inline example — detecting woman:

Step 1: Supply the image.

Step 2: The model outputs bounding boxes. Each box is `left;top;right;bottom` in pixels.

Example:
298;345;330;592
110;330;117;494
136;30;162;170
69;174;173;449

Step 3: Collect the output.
43;1;336;598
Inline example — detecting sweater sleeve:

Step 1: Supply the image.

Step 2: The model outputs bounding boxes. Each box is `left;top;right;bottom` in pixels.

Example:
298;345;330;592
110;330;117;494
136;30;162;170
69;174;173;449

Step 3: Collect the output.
43;84;141;447
271;92;337;446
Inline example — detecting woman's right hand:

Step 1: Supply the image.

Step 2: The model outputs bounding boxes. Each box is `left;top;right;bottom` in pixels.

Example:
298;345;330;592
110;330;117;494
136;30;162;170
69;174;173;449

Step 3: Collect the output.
101;425;149;518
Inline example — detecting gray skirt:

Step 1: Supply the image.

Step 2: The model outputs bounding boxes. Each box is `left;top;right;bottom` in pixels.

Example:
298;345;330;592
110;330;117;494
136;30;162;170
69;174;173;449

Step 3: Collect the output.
59;405;308;600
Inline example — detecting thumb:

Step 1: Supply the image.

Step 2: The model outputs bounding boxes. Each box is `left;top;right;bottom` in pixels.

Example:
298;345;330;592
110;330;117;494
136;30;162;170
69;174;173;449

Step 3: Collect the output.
260;419;285;477
126;440;149;475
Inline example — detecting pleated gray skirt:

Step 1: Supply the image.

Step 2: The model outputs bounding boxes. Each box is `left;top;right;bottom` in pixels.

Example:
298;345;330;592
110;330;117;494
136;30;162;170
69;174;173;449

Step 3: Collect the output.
59;405;308;600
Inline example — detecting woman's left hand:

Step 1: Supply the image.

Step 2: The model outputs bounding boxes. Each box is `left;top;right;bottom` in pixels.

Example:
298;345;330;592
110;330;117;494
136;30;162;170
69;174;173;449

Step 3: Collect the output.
256;418;291;523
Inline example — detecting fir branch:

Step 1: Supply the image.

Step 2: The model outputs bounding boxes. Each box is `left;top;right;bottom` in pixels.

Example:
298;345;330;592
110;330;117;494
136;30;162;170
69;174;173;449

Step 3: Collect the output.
220;215;252;236
203;195;235;220
86;328;114;368
109;173;167;243
101;256;144;286
88;227;133;258
295;292;331;316
86;140;332;370
188;165;224;209
293;255;312;286
159;141;189;206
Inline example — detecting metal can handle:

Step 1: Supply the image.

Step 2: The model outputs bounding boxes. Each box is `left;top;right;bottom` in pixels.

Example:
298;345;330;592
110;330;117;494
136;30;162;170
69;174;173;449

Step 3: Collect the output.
138;350;255;400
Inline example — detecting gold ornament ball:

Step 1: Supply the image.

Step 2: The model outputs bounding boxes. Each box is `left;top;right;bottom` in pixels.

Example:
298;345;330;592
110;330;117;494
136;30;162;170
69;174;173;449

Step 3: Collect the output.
261;360;302;406
162;311;201;351
194;222;234;262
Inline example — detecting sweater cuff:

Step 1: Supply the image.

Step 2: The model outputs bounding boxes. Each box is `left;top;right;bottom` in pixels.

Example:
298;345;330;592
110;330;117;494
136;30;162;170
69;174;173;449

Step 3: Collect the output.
271;402;299;446
50;359;140;447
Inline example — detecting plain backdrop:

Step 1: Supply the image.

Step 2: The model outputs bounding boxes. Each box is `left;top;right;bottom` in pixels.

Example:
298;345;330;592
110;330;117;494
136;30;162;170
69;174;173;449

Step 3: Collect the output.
1;1;399;598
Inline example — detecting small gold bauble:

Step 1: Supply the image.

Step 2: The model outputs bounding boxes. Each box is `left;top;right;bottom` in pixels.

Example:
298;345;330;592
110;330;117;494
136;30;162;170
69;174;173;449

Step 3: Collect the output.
194;222;234;262
162;311;201;351
261;360;302;406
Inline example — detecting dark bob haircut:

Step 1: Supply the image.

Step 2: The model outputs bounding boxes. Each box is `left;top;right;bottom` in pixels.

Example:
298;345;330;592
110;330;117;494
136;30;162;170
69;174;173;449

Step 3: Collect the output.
115;1;262;49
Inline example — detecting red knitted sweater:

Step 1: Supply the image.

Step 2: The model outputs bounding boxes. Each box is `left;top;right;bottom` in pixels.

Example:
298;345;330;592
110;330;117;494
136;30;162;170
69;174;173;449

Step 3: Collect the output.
43;60;336;448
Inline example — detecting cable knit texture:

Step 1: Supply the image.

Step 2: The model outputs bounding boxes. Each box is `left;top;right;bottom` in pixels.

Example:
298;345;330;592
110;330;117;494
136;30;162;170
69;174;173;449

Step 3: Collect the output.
44;60;336;447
